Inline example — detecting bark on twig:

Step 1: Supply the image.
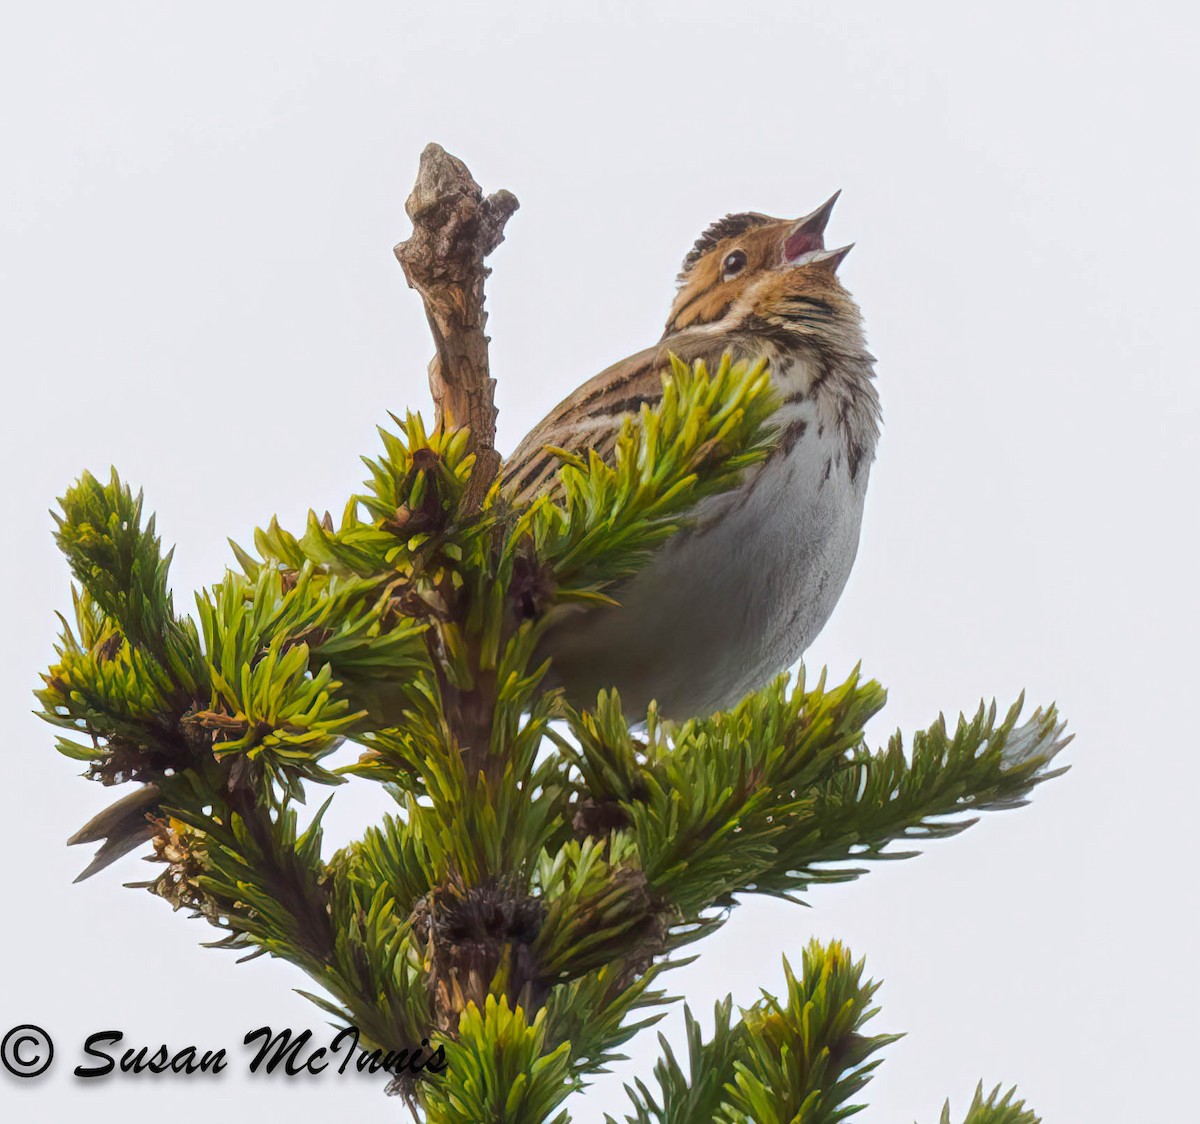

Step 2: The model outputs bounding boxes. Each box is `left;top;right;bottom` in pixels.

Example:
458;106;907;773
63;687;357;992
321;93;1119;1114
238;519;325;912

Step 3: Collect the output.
394;143;519;511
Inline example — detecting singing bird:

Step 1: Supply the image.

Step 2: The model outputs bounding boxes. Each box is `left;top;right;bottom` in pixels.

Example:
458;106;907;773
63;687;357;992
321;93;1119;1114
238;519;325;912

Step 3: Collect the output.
67;196;878;879
505;194;880;719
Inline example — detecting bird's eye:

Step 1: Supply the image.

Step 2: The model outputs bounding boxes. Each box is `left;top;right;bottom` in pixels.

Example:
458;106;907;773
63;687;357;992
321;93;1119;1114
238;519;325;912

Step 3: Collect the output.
722;250;748;280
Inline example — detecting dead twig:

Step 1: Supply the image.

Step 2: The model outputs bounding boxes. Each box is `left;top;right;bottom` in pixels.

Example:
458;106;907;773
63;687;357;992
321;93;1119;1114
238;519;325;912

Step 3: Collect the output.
394;143;519;512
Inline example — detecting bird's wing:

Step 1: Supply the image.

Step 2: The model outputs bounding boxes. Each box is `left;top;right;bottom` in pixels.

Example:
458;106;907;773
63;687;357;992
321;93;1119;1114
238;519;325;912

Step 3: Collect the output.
503;343;668;502
503;336;733;503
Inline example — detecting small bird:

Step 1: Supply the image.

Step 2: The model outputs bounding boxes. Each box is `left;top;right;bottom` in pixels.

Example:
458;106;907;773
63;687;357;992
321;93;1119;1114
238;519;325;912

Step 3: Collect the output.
505;195;880;719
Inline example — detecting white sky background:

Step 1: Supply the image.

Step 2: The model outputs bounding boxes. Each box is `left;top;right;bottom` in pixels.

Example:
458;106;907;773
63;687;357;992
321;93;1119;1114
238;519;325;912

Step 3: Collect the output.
2;2;1196;1120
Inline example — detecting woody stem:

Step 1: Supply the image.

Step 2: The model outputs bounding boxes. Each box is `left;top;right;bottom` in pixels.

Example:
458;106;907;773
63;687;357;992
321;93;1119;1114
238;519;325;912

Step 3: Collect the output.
393;142;519;513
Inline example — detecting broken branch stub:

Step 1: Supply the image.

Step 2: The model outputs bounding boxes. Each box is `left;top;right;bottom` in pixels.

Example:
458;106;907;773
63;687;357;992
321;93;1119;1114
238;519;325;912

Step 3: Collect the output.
394;143;519;511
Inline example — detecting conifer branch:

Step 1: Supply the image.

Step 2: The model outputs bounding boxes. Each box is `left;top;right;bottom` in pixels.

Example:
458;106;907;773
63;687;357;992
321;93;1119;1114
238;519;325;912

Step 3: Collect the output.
754;698;1072;897
615;942;1040;1124
615;941;898;1124
37;147;1068;1121
933;1083;1041;1124
559;674;1068;923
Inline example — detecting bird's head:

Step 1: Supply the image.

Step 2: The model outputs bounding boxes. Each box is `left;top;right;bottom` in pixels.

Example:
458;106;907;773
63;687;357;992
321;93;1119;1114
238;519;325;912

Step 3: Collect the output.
662;192;843;337
730;239;862;356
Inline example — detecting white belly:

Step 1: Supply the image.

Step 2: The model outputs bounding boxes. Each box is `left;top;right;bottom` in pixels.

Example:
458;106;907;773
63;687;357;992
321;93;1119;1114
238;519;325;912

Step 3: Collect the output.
542;402;869;718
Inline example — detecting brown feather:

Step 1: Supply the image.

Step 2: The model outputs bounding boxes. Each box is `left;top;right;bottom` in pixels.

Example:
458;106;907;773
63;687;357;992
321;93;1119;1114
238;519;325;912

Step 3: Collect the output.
664;215;801;334
504;212;878;503
678;211;774;276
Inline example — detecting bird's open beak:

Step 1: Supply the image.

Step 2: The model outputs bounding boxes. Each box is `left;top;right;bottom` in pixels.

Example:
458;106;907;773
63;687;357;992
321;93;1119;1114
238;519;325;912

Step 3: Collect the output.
798;243;854;274
784;191;841;261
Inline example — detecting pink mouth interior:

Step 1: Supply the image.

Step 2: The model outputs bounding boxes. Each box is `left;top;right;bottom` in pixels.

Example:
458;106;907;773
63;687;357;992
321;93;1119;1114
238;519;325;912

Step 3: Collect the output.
784;228;824;261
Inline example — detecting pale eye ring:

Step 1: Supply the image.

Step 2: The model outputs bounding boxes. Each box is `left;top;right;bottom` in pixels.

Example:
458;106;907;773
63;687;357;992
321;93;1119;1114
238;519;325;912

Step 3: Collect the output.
722;249;748;281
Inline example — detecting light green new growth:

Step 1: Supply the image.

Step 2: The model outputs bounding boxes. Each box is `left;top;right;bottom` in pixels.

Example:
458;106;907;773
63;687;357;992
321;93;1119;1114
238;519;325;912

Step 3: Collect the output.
38;355;1066;1122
